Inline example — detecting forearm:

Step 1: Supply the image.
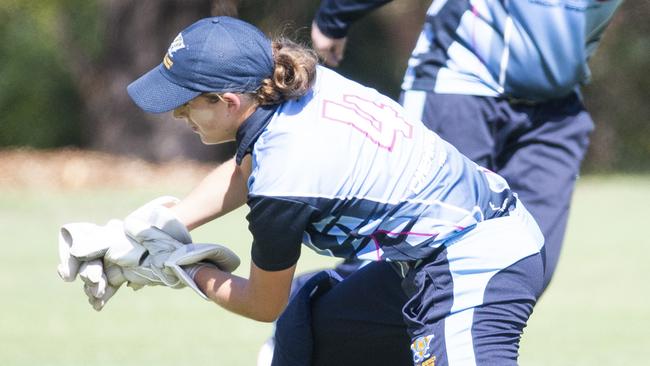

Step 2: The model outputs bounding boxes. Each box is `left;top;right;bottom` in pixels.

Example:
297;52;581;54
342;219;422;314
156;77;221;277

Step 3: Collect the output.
315;0;393;38
193;263;296;322
193;267;262;320
171;156;251;230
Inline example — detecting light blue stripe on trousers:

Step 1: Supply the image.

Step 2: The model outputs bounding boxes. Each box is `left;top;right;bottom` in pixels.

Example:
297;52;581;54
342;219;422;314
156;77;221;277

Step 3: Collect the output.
442;202;544;365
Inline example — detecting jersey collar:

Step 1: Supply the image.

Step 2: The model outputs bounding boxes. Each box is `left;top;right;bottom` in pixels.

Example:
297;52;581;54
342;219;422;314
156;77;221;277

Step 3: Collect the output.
235;103;279;165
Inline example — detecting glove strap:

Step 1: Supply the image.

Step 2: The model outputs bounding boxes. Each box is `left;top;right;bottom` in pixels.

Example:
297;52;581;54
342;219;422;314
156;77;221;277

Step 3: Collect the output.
184;263;213;281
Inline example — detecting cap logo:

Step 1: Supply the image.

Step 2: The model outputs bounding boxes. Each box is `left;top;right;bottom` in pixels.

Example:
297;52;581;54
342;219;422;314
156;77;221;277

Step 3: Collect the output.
163;54;173;69
168;33;186;56
163;33;186;70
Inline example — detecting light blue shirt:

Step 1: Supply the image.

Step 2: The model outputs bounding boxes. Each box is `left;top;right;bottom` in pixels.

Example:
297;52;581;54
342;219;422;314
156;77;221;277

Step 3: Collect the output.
402;0;622;100
314;0;622;100
241;67;515;270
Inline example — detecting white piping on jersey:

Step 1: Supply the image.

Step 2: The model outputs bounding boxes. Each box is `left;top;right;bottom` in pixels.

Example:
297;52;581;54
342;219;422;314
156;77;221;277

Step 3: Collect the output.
401;90;427;127
429;0;449;16
249;190;474;216
303;240;336;257
497;15;513;92
401;22;434;90
401;0;444;91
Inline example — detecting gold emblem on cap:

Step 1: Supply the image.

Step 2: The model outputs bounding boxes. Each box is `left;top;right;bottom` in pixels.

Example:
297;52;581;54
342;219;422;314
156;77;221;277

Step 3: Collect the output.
163;54;174;69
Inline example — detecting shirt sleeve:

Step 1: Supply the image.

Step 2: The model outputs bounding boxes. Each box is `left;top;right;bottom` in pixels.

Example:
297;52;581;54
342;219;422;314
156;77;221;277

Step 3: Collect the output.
314;0;393;39
246;195;320;271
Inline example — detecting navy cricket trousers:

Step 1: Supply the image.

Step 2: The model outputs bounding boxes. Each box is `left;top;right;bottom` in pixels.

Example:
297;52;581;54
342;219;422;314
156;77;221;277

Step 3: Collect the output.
402;91;593;290
272;205;545;366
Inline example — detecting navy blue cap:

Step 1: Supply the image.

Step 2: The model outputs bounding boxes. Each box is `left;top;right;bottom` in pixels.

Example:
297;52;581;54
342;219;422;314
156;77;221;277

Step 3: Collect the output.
127;17;274;113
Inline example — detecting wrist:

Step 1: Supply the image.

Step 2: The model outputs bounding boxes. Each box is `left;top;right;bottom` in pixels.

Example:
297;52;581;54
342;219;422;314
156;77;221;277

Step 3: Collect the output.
313;16;349;39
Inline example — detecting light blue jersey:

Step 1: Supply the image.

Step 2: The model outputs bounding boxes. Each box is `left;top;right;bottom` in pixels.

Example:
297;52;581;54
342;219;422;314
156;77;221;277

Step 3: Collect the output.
316;0;622;101
402;0;622;100
237;67;515;270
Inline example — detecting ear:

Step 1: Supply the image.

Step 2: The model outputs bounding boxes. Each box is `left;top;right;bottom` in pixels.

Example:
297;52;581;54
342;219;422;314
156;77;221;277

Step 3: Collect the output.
221;92;242;112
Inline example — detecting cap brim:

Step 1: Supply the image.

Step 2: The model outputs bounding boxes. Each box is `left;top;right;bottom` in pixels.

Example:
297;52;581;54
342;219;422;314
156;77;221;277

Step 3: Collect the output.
127;64;201;113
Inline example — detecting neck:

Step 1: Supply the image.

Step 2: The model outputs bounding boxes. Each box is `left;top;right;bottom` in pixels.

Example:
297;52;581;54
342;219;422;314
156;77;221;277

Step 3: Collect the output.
235;99;259;128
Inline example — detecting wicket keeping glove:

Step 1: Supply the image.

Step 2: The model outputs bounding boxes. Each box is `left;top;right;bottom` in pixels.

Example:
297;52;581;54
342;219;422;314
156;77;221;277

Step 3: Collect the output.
78;260;122;311
165;243;240;299
82;260;166;311
124;213;240;298
88;196;192;290
58;195;191;295
57;219;146;282
57;219;163;311
124;196;192;244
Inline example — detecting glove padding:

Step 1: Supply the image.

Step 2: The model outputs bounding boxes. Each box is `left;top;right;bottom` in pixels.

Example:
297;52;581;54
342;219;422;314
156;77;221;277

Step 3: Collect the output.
124;196;192;244
57;220;146;282
126;221;241;296
57;219;152;311
105;241;240;300
124;211;241;299
57;196;240;309
57;195;189;311
80;261;121;311
165;243;241;300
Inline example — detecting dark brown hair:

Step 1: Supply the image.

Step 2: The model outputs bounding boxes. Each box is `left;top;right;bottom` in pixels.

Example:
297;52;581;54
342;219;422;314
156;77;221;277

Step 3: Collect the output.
255;38;318;105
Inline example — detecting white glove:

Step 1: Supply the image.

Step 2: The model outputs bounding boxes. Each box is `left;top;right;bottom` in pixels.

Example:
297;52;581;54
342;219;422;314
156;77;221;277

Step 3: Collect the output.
57;219;148;311
123;214;187;287
59;195;196;310
79;260;121;311
124;196;192;244
57;220;146;282
96;195;195;289
165;243;241;300
104;241;240;297
58;196;240;308
117;195;233;292
123;217;241;299
79;259;108;299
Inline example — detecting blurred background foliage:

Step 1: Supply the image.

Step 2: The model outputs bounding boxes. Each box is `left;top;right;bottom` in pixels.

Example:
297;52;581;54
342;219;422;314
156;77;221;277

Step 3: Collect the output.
0;0;648;171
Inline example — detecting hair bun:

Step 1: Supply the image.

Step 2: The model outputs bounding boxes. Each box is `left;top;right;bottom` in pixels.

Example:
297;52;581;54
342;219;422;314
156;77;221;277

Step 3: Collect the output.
256;39;318;105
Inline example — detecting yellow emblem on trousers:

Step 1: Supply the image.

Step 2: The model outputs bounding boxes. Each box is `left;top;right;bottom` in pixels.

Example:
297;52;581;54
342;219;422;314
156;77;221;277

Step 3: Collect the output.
411;334;434;364
422;356;436;366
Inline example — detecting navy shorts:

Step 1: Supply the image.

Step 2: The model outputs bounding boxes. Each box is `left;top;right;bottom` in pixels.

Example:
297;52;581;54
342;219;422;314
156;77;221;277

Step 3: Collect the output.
402;91;593;289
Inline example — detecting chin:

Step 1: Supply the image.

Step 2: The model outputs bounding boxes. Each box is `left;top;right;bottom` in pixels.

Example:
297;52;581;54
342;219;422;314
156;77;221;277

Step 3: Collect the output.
201;137;234;145
200;138;217;145
198;133;218;145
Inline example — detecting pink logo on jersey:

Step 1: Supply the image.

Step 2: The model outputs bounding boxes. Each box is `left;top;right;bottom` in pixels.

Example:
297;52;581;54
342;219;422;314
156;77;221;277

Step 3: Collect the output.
322;94;413;151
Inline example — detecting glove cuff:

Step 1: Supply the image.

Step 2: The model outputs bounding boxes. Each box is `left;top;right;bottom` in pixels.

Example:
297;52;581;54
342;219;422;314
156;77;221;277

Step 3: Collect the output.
184;263;213;281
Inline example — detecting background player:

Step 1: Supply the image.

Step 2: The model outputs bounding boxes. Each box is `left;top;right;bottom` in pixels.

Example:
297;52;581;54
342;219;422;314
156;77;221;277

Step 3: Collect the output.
123;16;545;365
311;0;623;290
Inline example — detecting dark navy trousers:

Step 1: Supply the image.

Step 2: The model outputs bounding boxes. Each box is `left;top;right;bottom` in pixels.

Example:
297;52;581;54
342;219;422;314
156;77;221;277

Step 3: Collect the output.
402;91;593;289
273;205;545;366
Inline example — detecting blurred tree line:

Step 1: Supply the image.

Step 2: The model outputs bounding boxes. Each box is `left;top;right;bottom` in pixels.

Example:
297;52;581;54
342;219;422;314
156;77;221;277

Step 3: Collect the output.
0;0;648;172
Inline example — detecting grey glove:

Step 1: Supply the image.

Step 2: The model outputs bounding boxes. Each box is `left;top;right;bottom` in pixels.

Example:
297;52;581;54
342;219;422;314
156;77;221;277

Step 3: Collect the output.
57;196;241;309
124;212;241;299
57;219;146;282
123;196;192;244
165;243;241;299
57;196;190;310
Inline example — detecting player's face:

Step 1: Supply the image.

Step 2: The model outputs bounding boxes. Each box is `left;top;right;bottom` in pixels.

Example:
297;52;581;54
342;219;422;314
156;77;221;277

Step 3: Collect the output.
173;94;237;145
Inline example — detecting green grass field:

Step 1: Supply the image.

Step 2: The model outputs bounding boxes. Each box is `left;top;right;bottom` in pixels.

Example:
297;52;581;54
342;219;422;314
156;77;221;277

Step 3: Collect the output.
0;175;648;365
